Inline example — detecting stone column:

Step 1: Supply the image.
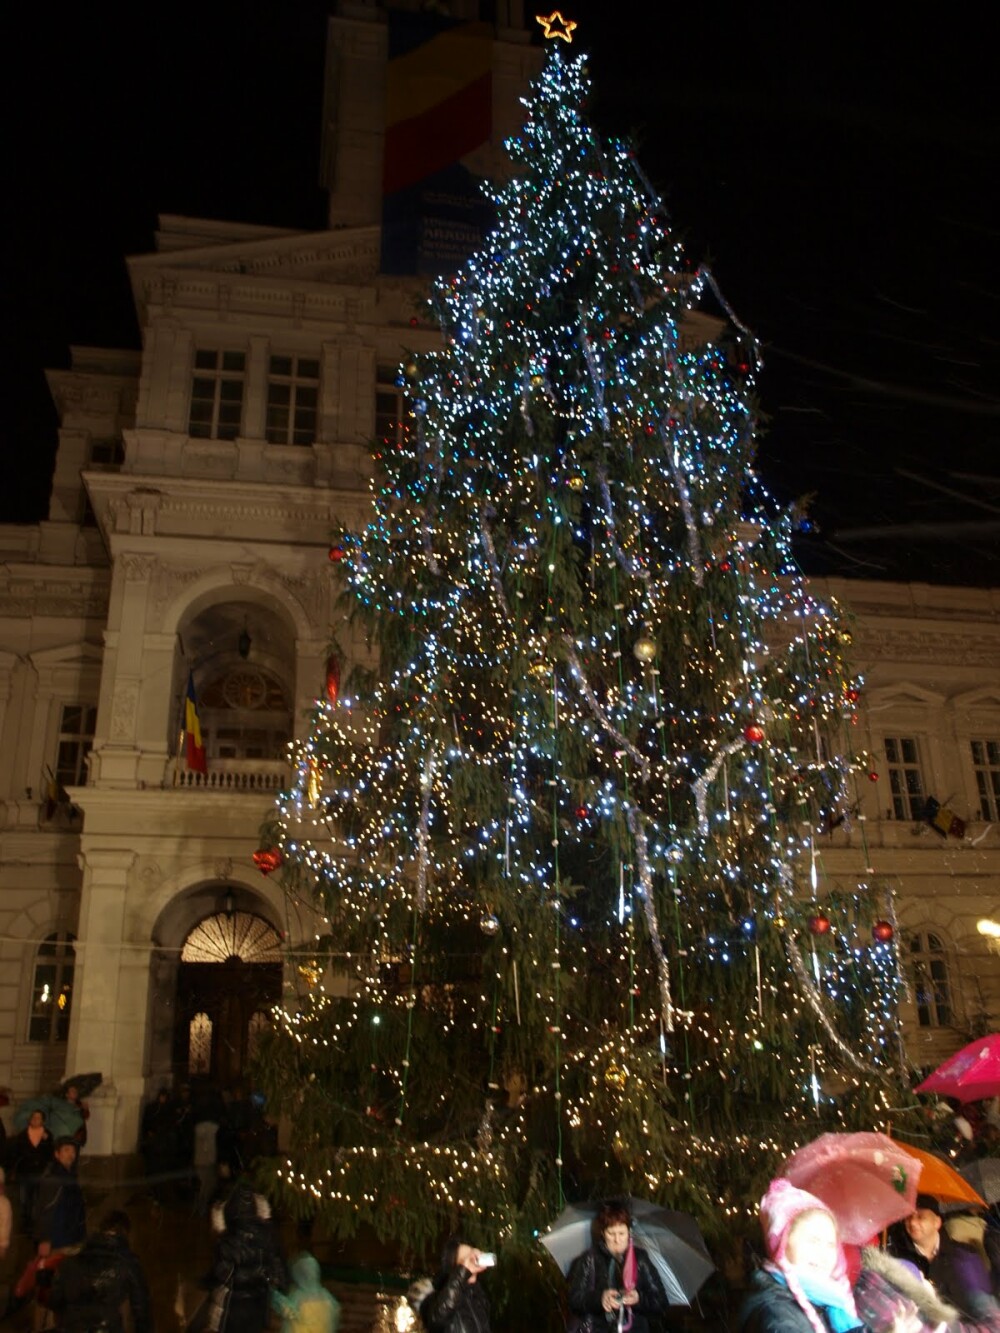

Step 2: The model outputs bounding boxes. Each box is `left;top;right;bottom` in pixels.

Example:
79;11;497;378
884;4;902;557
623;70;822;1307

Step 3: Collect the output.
65;846;147;1157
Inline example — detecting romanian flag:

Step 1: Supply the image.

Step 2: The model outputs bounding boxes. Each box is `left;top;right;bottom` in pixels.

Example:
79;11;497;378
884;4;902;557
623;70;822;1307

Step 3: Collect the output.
382;14;492;196
184;671;207;774
381;11;493;275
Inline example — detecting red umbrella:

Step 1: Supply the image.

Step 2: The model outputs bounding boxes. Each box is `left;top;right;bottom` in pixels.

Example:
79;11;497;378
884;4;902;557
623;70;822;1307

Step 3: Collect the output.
781;1131;921;1244
915;1035;1000;1104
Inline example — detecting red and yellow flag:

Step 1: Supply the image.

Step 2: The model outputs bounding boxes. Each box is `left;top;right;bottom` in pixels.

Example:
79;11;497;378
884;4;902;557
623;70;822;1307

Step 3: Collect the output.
184;671;207;774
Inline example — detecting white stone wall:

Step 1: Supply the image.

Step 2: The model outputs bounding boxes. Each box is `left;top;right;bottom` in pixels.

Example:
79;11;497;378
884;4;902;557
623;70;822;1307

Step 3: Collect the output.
811;579;1000;1068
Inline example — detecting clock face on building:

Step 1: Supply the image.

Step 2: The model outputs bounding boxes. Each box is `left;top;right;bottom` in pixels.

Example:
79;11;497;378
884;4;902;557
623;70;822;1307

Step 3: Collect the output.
221;667;268;710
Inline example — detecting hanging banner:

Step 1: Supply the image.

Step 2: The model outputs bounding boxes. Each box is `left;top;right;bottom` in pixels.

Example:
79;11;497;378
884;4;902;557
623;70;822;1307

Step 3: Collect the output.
381;11;494;276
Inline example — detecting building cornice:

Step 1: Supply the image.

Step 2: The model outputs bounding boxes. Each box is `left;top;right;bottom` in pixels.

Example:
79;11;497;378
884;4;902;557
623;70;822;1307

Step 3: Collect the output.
0;564;111;619
816;576;1000;624
82;470;356;548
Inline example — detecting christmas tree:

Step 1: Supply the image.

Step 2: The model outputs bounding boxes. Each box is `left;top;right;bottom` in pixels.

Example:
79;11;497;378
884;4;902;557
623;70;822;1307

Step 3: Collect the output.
258;33;905;1288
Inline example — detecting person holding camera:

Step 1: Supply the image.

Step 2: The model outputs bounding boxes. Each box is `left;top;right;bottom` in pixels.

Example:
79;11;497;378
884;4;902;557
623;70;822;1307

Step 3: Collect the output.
419;1238;494;1333
567;1202;670;1333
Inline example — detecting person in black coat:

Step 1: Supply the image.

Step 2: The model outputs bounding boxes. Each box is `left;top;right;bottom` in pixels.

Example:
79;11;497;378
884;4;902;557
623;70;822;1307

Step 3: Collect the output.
4;1109;52;1232
207;1182;285;1333
567;1202;670;1333
33;1136;86;1256
420;1236;493;1333
886;1194;998;1320
140;1089;176;1202
49;1209;151;1333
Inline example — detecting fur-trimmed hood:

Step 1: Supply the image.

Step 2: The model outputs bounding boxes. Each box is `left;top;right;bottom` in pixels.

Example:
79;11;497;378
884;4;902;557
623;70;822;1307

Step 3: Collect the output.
859;1247;959;1328
211;1183;271;1233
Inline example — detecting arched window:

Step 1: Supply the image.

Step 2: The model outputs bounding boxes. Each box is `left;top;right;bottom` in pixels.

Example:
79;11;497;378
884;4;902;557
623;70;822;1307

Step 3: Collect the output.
28;933;76;1043
908;931;953;1027
247;1010;270;1061
189;1012;213;1075
199;666;291;763
181;912;282;963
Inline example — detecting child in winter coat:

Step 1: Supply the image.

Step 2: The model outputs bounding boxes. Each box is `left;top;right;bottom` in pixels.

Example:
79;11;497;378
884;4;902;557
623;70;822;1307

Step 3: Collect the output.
740;1179;862;1333
271;1253;339;1333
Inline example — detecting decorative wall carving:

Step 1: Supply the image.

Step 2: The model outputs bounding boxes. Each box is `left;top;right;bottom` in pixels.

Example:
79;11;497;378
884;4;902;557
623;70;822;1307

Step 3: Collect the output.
136;860;164;890
853;628;1000;667
0;577;110;620
159;498;335;527
109;683;140;741
150;567;201;618
121;554;158;583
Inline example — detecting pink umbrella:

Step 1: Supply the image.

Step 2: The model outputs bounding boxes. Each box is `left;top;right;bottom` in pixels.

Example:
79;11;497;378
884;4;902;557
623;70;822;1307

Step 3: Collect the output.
781;1131;922;1244
915;1035;1000;1104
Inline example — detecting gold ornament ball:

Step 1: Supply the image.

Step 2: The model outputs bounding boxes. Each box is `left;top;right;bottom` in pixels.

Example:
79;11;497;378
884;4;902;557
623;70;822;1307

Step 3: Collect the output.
633;636;657;663
479;912;500;937
567;474;585;491
604;1062;628;1090
530;373;545;386
404;360;419;378
528;658;550;678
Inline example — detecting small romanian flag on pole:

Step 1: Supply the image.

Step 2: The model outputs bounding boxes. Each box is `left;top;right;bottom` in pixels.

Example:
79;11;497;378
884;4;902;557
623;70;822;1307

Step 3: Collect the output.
184;670;207;774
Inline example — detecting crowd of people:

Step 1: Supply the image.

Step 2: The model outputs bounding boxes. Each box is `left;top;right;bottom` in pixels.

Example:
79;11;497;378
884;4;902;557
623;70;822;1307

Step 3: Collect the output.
7;1078;1000;1333
139;1082;277;1211
412;1182;1000;1333
0;1079;313;1332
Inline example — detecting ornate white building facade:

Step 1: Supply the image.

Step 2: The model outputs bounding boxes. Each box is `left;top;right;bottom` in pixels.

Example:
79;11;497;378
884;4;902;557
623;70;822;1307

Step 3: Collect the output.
1;1;998;1161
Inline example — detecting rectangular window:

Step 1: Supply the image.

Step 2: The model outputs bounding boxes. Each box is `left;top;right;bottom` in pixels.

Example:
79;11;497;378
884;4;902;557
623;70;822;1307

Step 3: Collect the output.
909;934;952;1028
266;354;319;445
55;704;97;787
375;365;408;447
884;735;926;820
971;739;1000;821
88;437;125;468
28;936;75;1043
189;349;245;440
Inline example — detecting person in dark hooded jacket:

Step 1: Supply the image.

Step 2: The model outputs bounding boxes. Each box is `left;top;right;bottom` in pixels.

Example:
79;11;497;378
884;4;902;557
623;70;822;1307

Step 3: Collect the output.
567;1202;670;1333
49;1209;151;1333
420;1237;492;1333
208;1181;285;1333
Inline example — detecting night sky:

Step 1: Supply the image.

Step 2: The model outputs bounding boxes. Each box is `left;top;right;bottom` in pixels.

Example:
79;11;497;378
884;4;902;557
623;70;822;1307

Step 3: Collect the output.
5;2;998;584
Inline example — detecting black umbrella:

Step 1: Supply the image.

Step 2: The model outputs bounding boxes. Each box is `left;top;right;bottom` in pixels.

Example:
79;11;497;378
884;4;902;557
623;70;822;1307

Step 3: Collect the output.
59;1071;102;1098
959;1158;1000;1205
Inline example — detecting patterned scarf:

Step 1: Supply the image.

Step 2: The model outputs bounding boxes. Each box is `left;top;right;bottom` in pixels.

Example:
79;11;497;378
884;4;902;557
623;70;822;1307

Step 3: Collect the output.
765;1264;859;1333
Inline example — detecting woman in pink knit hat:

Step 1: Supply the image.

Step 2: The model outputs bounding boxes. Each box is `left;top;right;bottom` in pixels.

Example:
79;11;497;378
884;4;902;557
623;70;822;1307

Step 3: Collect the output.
739;1179;863;1333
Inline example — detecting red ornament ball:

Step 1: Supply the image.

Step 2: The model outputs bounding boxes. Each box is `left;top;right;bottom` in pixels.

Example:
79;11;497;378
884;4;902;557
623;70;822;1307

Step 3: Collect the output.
328;544;345;562
574;805;589;820
872;920;895;943
719;560;732;572
253;847;282;876
868;771;879;783
808;912;832;936
743;723;765;744
845;687;860;703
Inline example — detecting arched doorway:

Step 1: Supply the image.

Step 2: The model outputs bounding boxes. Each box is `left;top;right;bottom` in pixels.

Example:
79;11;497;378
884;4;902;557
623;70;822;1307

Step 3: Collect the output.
173;910;282;1088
